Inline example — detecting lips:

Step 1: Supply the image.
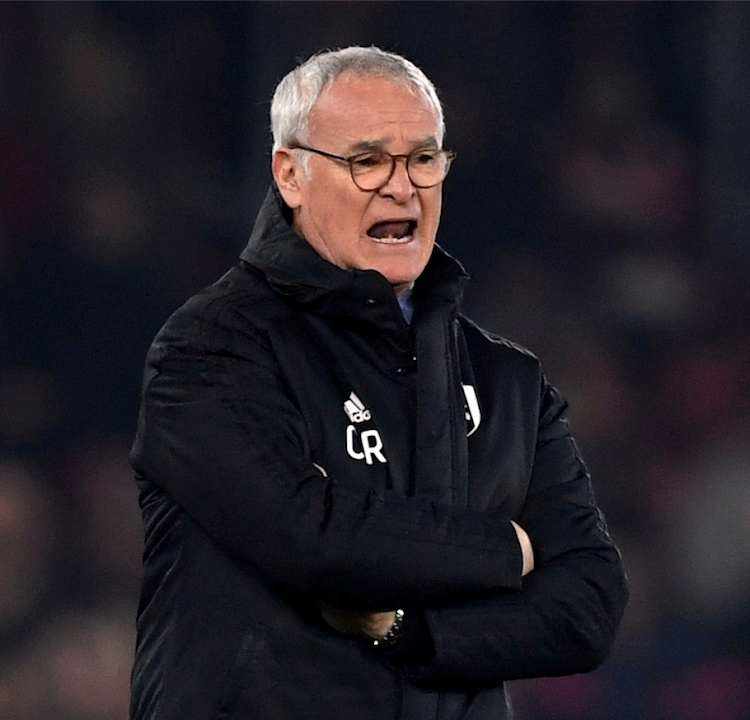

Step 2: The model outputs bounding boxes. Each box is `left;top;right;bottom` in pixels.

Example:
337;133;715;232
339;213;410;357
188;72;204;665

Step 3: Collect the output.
367;220;417;243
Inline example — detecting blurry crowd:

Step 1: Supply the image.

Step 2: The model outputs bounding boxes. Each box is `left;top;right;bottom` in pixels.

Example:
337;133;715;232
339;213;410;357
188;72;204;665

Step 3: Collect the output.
1;3;749;719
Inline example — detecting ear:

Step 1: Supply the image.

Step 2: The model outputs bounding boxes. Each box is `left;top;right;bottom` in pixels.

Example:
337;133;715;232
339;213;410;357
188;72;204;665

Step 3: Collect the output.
272;149;304;209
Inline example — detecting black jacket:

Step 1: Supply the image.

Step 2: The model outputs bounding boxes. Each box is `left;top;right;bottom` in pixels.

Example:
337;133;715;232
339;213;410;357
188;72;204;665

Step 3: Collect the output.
130;186;628;720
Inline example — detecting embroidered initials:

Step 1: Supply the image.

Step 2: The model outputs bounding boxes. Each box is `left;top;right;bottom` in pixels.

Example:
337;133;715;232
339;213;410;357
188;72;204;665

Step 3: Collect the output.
346;426;386;465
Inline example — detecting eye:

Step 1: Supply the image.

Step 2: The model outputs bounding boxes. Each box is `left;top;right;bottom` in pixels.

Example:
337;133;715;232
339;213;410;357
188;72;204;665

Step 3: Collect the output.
351;152;385;170
411;150;438;166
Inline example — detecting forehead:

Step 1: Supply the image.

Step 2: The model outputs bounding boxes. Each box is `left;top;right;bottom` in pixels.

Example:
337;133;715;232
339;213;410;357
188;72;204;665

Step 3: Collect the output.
308;74;440;149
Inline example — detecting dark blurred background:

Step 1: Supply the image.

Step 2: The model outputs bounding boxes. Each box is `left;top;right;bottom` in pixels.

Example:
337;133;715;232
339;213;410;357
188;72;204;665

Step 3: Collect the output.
2;2;749;718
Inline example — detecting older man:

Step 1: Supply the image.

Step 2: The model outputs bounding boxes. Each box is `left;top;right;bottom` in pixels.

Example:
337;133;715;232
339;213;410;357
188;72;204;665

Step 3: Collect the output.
130;47;627;720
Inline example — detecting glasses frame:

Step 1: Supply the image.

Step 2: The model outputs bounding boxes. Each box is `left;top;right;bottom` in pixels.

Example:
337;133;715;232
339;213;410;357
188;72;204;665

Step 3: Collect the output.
292;144;456;191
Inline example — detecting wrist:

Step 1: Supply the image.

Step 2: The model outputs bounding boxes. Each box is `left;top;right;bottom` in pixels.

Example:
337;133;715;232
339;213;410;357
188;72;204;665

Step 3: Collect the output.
372;609;404;651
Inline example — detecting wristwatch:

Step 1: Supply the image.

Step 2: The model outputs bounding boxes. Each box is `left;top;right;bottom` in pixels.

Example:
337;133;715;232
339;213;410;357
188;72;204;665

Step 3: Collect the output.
373;609;405;651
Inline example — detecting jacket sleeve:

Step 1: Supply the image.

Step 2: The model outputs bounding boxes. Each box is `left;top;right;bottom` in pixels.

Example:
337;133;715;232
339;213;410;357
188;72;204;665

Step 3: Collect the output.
405;381;628;684
131;301;526;611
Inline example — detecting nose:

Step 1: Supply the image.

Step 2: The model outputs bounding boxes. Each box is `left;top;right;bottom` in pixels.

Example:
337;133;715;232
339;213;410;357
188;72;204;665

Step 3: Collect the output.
378;157;415;202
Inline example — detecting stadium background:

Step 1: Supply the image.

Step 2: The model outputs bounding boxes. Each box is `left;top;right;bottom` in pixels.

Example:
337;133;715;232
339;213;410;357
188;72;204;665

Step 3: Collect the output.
2;3;750;718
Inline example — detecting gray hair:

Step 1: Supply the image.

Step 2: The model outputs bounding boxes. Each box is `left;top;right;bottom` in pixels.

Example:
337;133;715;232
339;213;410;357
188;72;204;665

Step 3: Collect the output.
271;46;445;159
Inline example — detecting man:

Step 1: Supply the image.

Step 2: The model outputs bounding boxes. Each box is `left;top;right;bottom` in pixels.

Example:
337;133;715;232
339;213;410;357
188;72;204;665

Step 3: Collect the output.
130;46;628;720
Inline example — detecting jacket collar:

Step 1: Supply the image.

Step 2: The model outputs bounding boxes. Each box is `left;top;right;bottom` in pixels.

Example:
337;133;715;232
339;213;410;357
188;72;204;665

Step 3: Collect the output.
240;184;469;325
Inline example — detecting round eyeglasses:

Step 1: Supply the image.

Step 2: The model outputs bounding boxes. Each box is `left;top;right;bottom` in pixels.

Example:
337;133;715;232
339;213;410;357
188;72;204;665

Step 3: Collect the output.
292;145;456;191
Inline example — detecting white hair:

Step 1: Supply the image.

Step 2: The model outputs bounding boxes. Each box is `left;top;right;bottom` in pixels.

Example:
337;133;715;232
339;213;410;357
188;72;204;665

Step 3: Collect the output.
270;46;445;162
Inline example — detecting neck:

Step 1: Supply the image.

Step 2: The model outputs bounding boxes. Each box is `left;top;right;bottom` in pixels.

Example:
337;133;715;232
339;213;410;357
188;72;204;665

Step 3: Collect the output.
392;281;414;298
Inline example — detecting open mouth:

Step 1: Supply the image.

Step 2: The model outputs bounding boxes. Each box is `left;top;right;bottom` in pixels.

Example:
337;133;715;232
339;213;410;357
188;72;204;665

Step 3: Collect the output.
366;220;417;244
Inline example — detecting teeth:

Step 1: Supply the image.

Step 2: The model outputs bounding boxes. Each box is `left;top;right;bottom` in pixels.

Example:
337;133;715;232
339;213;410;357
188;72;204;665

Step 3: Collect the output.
367;220;416;241
371;234;413;244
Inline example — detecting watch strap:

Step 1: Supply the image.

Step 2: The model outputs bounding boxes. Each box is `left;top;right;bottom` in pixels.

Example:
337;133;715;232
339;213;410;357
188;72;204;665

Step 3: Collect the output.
372;609;405;651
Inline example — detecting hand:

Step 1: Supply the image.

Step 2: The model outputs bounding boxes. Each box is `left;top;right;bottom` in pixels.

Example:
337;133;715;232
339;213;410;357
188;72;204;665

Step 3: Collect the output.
317;600;396;640
511;520;535;576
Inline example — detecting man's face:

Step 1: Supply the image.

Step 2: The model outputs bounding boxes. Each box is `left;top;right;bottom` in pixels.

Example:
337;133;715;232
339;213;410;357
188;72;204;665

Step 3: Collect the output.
275;74;444;294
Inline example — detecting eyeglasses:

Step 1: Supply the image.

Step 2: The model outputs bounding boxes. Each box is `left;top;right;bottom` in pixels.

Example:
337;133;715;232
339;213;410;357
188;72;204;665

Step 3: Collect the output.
292;144;456;191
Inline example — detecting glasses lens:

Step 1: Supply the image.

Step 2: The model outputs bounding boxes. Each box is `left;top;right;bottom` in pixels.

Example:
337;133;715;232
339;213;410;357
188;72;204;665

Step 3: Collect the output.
407;150;447;188
350;152;392;191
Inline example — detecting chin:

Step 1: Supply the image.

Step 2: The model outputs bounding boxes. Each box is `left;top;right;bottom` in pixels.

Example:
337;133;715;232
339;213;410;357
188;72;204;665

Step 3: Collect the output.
372;254;430;288
381;271;421;291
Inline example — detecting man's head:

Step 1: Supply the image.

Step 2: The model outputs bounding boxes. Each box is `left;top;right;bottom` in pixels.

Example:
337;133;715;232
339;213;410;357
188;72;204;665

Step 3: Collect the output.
271;47;451;295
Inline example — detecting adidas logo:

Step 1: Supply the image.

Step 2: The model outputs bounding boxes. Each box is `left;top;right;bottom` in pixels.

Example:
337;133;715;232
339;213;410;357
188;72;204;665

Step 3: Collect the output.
343;392;371;424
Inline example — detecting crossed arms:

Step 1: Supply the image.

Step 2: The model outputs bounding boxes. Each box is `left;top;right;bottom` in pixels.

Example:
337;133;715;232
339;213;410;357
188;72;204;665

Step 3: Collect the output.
131;307;628;684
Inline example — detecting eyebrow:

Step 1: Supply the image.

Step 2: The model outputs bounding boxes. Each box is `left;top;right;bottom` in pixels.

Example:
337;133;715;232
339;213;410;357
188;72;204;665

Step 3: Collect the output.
345;137;440;154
